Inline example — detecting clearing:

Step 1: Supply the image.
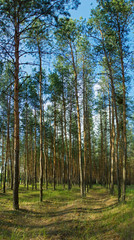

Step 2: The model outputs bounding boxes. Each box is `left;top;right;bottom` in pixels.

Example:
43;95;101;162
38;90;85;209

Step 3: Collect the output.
0;185;134;240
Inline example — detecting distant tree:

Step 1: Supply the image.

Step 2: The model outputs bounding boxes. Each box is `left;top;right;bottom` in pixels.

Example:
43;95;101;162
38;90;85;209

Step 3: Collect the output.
0;0;80;209
89;0;133;201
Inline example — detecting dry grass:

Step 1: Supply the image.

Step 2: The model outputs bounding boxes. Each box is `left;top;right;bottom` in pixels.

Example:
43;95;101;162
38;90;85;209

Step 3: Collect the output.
0;185;134;240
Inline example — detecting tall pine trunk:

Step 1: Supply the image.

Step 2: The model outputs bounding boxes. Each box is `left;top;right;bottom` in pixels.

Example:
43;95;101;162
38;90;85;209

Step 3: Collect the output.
3;98;10;193
34;110;37;190
61;110;65;189
69;41;84;197
69;96;72;190
83;58;87;195
43;107;48;190
38;43;43;202
62;86;69;190
53;100;56;190
100;29;120;198
13;10;20;210
1;130;4;190
117;15;127;202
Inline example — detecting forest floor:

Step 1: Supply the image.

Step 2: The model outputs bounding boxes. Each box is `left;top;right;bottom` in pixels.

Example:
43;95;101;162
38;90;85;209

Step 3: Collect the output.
0;185;134;240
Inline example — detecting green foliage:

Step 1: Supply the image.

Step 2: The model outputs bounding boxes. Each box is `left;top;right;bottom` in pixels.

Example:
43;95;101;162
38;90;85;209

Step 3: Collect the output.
48;72;63;100
56;17;78;42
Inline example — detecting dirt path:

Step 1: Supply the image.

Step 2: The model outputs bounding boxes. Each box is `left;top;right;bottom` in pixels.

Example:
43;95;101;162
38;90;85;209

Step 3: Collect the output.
42;188;119;240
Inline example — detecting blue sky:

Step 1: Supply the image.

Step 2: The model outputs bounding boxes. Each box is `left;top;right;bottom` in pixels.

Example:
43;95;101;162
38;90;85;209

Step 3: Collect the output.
70;0;97;19
70;0;134;98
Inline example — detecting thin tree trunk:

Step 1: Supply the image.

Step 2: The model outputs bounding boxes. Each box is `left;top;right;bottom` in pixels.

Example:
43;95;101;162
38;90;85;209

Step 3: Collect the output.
11;135;14;190
53;100;56;190
30;129;34;190
25;87;29;190
103;98;107;186
100;29;120;199
69;41;84;197
38;43;43;202
110;92;115;194
83;57;87;195
69;96;72;190
108;56;121;201
61;110;65;189
57;125;60;185
9;139;12;189
1;130;4;189
3;98;10;192
62;85;69;190
88;118;92;189
108;84;112;188
13;13;20;209
43;106;48;190
46;144;48;186
34;109;37;190
117;15;127;202
104;101;108;186
100;110;103;185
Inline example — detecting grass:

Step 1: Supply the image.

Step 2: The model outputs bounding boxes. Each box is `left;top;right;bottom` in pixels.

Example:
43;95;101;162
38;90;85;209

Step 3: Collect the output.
0;184;134;240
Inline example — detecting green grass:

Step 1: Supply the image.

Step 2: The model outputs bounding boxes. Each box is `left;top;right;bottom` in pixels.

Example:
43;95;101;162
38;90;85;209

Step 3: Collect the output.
0;184;134;240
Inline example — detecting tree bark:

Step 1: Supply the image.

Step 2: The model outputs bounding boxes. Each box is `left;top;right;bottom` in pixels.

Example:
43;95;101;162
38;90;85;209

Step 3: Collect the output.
83;57;87;195
61;110;65;189
100;29;121;199
34;109;37;190
43;106;48;190
25;87;29;190
117;15;127;202
88;117;92;189
2;130;5;192
53;100;56;190
69;41;84;197
13;9;20;210
3;98;10;193
38;43;43;201
62;82;69;189
108;84;112;188
69;96;72;190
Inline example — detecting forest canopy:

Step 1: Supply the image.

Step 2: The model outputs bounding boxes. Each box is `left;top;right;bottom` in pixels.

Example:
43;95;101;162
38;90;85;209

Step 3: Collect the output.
0;0;134;212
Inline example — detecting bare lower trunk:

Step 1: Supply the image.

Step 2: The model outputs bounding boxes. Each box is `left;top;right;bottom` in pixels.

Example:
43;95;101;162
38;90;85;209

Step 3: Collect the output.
69;41;84;197
117;15;127;202
62;85;69;189
83;58;87;195
88;120;92;189
110;94;115;194
25;87;29;190
53;101;56;190
13;12;20;210
100;29;121;198
10;147;13;189
3;100;10;193
69;97;72;190
104;102;107;186
43;107;48;190
100;110;104;185
108;85;111;188
34;110;37;190
1;130;4;189
61;110;65;189
38;43;43;202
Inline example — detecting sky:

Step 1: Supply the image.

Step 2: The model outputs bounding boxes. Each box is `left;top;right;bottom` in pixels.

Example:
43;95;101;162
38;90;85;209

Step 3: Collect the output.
70;0;97;20
70;0;134;99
